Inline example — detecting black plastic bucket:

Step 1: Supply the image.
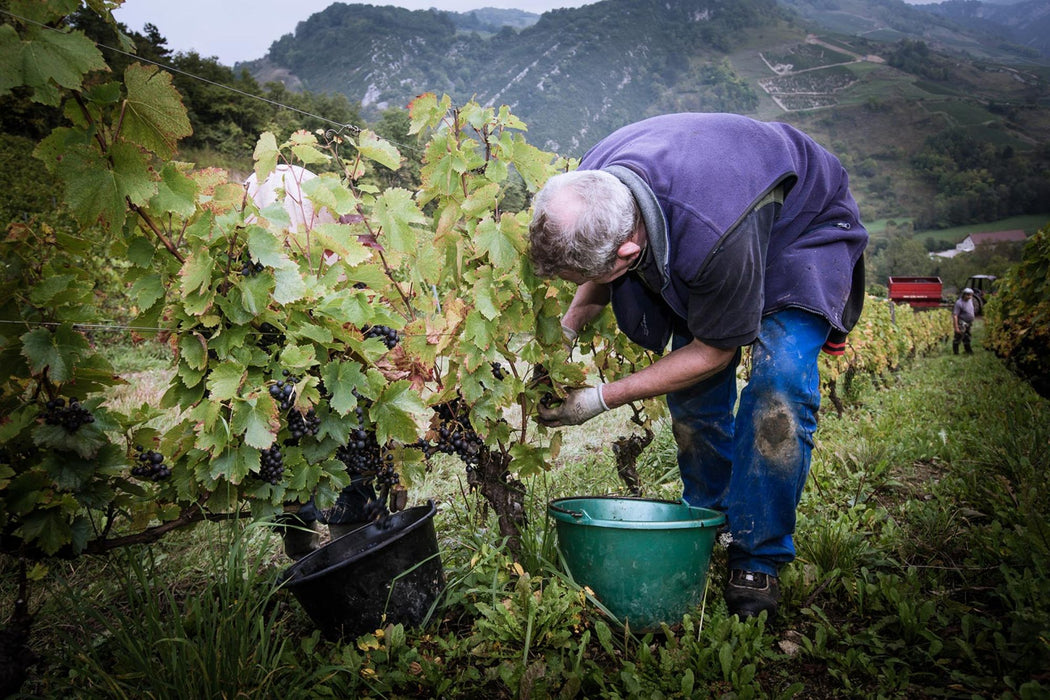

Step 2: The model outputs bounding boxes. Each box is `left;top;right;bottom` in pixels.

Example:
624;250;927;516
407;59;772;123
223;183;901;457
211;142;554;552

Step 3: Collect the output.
279;501;444;639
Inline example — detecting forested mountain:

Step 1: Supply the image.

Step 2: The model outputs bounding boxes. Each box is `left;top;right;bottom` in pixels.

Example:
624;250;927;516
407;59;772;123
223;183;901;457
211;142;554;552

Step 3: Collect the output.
920;0;1050;60
244;0;778;153
234;0;1049;231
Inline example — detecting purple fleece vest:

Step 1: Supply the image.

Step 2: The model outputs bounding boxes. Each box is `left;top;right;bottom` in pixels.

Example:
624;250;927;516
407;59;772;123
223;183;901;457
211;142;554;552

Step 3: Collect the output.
579;113;868;352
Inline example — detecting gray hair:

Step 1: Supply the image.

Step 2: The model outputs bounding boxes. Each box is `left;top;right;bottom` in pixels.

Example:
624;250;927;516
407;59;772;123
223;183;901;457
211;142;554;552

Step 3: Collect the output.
528;170;638;279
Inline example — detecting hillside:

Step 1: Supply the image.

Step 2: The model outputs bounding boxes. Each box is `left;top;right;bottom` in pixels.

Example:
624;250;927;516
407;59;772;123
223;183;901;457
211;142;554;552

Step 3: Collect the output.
918;0;1050;60
238;0;1050;226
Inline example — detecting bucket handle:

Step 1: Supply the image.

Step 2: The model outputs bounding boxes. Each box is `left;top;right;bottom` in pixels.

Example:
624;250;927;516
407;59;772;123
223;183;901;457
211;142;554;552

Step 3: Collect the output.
548;501;592;522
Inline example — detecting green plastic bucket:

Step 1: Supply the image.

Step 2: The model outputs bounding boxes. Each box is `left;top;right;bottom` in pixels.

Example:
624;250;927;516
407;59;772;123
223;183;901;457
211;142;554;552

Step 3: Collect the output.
548;496;725;631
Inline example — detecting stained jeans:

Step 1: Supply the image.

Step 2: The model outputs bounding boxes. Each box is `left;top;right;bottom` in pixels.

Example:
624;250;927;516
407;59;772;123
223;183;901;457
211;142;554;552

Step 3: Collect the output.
667;308;830;576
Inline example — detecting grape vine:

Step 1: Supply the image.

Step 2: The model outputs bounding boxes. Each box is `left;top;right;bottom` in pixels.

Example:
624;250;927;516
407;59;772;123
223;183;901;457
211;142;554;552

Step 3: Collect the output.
1;5;585;562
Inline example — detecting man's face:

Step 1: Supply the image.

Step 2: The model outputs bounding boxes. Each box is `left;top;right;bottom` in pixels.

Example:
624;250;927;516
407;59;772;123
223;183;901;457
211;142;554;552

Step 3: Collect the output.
556;256;635;286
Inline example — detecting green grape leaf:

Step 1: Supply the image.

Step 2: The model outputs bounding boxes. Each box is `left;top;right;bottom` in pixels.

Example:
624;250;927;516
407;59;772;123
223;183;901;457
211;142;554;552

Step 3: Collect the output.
321;360;367;416
25;26;107;89
463;310;493;354
287;461;323;492
273;264;307;305
357;129;402;171
33;421;106;461
41;448;101;490
35;129;152;231
232;397;278;450
20;325;89;382
10;0;79;24
472;275;500;321
301;175;357;217
278;344;316;371
16;509;73;555
511;136;553;191
373;188;425;252
178;332;207;371
110;139;158;206
179;249;214;296
0;24;23;95
496;104;528;131
126;236;157;267
15;25;107;103
130;273;165;309
152;163;198;217
121;63;192;160
461;182;500;219
206;362;246;401
288;130;327;165
29;274;74;306
474;217;518;270
508;441;548;477
237;275;273;316
372;380;427;446
211;444;259;485
247;227;306;304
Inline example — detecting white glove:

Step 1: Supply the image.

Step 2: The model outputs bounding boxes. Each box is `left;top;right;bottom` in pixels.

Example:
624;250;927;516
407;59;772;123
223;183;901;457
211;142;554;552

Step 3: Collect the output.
561;324;578;352
536;385;609;427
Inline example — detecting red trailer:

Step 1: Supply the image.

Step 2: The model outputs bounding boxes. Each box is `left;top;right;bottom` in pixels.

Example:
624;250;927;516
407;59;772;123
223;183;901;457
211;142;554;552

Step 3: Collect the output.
888;276;945;309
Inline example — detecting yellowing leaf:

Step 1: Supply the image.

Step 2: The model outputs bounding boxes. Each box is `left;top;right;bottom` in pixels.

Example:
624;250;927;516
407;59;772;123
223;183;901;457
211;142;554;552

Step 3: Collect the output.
253;132;279;181
313;223;373;266
357;129;402;171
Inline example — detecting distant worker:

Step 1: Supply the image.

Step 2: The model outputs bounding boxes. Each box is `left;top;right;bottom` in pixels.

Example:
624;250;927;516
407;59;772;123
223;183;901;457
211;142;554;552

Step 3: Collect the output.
953;288;976;355
528;113;868;621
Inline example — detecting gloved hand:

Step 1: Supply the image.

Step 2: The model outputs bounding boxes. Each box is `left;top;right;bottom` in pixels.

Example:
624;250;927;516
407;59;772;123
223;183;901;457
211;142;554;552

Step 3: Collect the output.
536;385;609;427
561;324;578;346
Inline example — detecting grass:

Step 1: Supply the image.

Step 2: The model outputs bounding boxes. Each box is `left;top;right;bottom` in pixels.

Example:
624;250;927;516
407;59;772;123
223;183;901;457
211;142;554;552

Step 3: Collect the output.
4;325;1049;697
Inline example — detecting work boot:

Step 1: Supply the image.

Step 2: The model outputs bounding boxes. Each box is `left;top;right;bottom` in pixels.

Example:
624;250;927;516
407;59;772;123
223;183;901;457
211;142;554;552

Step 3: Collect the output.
725;570;780;620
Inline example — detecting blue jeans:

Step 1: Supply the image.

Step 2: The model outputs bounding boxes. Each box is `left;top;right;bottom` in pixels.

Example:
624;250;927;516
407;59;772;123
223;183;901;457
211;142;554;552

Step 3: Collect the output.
667;308;829;576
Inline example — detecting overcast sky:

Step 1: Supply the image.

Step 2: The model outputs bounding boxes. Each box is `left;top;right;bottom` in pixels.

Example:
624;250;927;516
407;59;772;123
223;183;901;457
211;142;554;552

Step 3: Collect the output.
112;1;594;67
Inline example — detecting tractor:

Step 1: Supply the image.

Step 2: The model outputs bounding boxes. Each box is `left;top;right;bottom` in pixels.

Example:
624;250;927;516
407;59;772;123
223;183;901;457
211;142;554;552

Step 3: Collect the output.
965;274;997;315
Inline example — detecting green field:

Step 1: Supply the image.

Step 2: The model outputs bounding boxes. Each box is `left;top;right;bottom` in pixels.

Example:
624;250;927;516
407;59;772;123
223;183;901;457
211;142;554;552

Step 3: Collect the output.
865;213;1048;241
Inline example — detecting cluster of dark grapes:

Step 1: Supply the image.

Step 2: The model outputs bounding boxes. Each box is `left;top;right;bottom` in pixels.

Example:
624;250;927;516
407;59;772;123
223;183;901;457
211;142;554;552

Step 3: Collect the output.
40;397;94;433
335;390;382;476
287;408;321;442
258;322;285;350
269;371;298;410
331;389;405;524
268;371;322;444
259;444;285;484
239;252;264;277
423;399;484;470
131;445;172;481
490;362;505;381
362;324;399;350
532;364;560;409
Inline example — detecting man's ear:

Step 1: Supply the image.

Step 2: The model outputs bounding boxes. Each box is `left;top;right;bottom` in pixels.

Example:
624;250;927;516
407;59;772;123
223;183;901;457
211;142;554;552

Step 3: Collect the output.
617;240;641;261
